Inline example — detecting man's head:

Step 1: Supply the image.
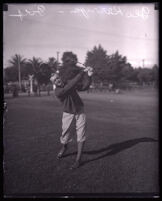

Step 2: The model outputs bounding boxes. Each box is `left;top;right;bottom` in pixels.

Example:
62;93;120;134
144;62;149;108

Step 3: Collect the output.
62;52;78;67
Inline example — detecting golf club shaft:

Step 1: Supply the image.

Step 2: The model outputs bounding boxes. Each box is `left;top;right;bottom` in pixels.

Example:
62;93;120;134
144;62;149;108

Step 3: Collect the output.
77;61;87;69
58;60;88;69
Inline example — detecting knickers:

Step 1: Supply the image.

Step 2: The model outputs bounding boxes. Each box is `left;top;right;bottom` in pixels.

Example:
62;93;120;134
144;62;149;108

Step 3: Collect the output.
60;112;86;144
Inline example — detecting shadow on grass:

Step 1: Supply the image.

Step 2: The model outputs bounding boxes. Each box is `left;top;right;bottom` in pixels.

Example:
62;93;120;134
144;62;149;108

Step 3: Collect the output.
63;137;158;166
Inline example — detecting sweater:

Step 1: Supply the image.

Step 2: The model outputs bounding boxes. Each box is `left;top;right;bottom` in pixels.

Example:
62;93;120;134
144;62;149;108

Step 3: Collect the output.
55;71;91;114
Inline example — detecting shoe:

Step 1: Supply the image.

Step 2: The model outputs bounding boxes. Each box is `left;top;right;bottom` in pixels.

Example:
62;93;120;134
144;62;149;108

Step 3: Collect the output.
57;145;67;159
57;152;64;159
69;161;80;170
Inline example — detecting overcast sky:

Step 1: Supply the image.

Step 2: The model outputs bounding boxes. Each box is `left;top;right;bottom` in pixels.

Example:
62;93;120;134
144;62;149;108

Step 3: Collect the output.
3;3;159;68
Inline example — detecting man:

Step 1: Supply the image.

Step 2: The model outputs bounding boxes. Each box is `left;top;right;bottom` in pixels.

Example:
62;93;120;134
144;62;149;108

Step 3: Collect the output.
51;64;93;169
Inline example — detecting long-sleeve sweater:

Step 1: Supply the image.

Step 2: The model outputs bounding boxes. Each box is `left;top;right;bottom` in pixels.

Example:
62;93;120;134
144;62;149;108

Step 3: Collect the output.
55;71;91;114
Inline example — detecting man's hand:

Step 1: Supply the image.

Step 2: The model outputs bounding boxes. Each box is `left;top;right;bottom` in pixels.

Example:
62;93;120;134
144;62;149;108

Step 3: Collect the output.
84;67;93;77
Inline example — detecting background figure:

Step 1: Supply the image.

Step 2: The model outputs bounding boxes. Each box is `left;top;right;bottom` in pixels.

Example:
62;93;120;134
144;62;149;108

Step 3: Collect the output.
46;83;51;96
27;84;30;96
33;83;38;96
12;84;18;98
108;83;113;92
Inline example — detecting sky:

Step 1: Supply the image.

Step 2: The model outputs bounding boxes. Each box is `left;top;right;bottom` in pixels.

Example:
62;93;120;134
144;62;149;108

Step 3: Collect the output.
3;3;159;68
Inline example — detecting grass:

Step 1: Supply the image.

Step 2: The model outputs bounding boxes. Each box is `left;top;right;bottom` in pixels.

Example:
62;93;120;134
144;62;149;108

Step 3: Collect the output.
3;89;159;196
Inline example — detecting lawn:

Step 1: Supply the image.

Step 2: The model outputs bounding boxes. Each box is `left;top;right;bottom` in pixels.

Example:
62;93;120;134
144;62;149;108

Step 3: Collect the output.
3;89;159;197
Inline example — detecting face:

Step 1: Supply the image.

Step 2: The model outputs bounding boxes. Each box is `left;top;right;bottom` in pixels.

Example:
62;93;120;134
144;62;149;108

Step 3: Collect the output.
65;58;77;66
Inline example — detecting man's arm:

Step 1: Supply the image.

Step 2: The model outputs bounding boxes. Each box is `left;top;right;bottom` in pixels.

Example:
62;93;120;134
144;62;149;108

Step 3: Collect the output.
76;73;92;91
55;71;84;98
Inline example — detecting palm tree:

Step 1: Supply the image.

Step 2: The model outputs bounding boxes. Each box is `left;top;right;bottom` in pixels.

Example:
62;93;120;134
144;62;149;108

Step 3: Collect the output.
28;57;43;96
28;57;43;73
8;54;26;89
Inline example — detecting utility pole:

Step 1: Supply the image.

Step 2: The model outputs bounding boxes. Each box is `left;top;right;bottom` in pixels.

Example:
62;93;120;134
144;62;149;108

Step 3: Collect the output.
142;59;145;68
57;51;59;63
18;57;21;91
56;51;60;70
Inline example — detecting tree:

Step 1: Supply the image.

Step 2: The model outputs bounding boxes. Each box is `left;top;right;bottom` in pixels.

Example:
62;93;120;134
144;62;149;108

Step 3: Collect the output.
108;51;128;84
137;67;153;85
28;57;43;95
152;64;159;87
121;63;134;81
128;68;139;83
28;57;44;81
47;57;58;73
39;63;52;85
85;44;108;83
28;57;43;73
22;62;35;79
8;54;26;88
4;67;18;82
85;46;131;87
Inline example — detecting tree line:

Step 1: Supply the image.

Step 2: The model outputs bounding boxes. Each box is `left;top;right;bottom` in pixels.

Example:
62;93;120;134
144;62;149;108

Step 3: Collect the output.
4;44;159;91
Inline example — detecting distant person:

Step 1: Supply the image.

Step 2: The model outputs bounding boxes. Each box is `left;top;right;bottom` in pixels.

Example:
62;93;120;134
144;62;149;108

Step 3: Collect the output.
87;84;94;93
115;88;120;94
33;83;38;96
108;83;113;92
12;84;18;97
50;62;93;169
27;84;30;96
46;83;51;96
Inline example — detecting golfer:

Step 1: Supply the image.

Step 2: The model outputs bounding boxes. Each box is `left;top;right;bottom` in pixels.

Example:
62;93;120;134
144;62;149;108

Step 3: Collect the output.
51;66;93;169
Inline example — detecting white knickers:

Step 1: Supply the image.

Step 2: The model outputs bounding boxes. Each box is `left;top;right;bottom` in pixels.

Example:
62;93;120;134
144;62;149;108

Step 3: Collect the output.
60;112;86;144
